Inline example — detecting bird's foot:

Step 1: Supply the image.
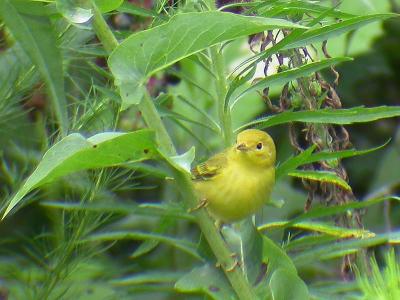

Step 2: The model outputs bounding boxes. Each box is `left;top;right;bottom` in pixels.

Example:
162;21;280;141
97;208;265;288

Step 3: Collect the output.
215;254;240;272
187;198;208;213
226;260;240;272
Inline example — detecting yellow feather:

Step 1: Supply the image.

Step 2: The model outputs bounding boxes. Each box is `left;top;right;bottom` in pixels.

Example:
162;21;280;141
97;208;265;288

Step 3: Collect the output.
191;129;276;223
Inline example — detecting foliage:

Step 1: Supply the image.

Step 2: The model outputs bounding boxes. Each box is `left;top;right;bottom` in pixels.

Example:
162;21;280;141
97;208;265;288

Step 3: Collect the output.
0;0;399;299
356;249;400;300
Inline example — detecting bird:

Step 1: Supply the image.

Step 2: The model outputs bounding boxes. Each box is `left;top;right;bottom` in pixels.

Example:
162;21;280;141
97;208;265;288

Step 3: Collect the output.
191;129;276;223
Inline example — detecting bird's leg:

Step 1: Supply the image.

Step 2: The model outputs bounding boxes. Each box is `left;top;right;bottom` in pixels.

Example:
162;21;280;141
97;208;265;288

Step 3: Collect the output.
226;252;240;272
187;198;208;213
226;260;240;272
215;256;241;272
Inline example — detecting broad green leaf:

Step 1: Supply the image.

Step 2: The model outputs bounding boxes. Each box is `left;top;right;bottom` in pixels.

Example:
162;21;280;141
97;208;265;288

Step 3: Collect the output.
269;268;309;300
175;264;236;300
221;219;263;284
0;0;68;135
230;57;351;109
40;201;194;220
262;236;297;275
288;170;352;191
94;0;123;12
259;221;374;239
283;14;396;50
108;11;304;109
239;106;400;131
169;147;195;174
2;130;156;219
84;231;202;261
56;0;92;23
111;271;184;286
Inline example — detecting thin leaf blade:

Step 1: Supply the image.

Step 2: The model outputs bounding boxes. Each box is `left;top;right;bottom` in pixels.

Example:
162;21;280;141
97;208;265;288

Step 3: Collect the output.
0;0;68;134
239;106;400;130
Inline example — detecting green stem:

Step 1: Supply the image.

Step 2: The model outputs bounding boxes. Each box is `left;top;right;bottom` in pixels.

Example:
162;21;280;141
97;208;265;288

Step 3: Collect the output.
140;92;176;155
210;46;233;147
91;4;257;300
208;0;233;147
174;172;258;300
90;1;118;53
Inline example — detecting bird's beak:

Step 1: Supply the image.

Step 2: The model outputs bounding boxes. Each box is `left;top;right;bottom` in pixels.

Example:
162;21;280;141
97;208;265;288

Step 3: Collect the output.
236;143;248;152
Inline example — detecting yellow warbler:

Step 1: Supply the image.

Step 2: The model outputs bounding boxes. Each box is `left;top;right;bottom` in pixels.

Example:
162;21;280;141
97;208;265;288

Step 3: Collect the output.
191;129;276;223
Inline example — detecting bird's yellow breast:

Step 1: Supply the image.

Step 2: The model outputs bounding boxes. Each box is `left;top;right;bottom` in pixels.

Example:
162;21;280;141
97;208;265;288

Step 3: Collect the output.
194;160;275;222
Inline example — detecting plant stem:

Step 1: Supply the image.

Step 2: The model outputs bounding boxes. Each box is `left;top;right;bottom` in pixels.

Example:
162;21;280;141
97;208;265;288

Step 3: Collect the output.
141;92;176;155
91;3;257;299
90;2;118;53
210;46;233;147
208;0;233;147
174;171;258;300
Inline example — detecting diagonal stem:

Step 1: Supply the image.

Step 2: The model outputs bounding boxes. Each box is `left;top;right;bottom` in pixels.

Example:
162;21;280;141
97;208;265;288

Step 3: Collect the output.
90;2;257;299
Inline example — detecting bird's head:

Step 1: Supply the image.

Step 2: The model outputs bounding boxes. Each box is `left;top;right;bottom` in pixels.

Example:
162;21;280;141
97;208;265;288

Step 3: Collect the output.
234;129;276;168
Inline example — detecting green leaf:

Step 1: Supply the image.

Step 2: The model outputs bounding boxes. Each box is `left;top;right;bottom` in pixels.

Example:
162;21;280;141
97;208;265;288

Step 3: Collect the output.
130;218;174;259
288;196;400;225
2;130;156;219
56;0;123;23
369;136;400;195
257;1;355;19
111;271;184;286
262;236;297;275
259;221;374;239
276;145;317;180
175;264;237;300
276;140;389;180
280;139;388;188
84;231;202;261
117;1;163;19
284;235;338;252
56;0;92;23
292;232;400;266
239;106;400;131
94;0;123;12
288;170;352;191
0;0;68;135
269;268;309;300
108;11;304;109
233;13;394;78
169;147;195;174
283;14;396;50
230;57;351;109
40;201;194;220
221;220;263;284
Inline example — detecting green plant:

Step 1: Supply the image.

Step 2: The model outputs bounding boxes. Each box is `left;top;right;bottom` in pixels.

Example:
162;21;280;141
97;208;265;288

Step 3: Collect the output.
0;0;400;299
356;249;400;300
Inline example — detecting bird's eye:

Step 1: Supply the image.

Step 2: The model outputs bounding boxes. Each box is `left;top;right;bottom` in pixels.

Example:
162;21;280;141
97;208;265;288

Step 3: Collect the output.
256;142;263;150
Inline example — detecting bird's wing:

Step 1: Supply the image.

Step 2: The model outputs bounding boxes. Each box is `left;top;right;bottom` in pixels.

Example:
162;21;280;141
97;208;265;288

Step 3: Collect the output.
191;150;228;181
